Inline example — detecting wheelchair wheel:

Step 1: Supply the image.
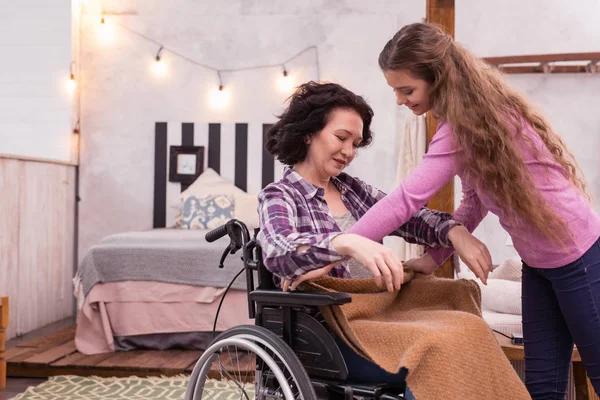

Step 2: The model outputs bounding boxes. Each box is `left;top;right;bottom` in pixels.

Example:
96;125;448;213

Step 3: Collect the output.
185;325;317;400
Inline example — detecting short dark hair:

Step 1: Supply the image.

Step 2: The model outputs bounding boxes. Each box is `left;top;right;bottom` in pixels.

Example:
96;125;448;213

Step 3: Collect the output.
265;81;374;165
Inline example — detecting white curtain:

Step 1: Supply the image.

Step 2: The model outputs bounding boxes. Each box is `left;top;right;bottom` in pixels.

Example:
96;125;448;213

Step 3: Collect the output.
385;114;428;261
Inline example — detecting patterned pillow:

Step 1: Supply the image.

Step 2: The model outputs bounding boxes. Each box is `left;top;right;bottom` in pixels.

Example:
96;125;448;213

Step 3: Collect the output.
177;194;233;230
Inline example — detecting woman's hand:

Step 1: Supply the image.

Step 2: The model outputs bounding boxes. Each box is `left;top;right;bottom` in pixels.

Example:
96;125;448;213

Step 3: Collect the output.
281;262;339;292
331;234;404;292
403;253;437;275
448;225;492;284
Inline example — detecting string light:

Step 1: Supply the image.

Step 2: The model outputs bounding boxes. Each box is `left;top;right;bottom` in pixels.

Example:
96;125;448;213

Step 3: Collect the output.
278;65;294;93
66;61;77;94
71;125;81;164
92;18;321;109
210;85;230;109
68;73;77;93
98;13;115;44
151;46;167;77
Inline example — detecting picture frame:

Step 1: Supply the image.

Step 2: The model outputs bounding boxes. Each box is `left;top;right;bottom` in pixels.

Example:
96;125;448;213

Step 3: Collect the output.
169;145;204;183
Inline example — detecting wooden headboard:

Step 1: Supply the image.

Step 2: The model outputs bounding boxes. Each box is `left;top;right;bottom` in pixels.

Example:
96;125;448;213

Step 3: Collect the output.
153;122;277;228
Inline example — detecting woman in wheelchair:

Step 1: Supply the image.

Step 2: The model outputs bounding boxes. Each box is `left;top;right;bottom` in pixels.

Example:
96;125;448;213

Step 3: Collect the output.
184;82;509;400
255;81;493;399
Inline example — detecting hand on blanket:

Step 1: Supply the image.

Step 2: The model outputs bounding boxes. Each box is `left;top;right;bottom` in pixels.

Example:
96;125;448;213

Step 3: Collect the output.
281;262;340;292
448;226;492;284
403;253;437;275
331;233;404;292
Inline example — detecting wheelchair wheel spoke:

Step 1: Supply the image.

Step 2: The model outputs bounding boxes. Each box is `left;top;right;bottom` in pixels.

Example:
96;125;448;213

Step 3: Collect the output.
234;344;243;385
241;349;253;391
186;325;316;400
201;348;247;399
225;344;238;383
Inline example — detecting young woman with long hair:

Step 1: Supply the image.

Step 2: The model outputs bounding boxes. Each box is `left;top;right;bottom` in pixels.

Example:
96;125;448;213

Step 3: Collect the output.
347;22;600;399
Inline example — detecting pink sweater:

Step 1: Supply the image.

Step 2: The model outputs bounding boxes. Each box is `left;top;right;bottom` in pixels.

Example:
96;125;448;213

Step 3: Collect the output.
348;121;600;268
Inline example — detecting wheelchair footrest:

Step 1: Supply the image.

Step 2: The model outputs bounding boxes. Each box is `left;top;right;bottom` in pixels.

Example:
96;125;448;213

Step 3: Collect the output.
315;379;406;399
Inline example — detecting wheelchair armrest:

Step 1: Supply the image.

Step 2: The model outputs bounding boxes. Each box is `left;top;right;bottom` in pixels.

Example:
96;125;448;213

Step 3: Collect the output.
249;290;351;307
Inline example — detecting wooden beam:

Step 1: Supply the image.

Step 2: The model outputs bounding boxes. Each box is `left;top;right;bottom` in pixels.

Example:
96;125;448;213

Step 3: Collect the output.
0;297;8;388
497;65;595;74
0;153;77;167
426;0;455;34
484;52;600;65
483;52;600;74
426;0;455;279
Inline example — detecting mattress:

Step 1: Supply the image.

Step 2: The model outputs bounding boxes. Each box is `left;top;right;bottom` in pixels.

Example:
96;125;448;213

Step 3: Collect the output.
77;229;250;297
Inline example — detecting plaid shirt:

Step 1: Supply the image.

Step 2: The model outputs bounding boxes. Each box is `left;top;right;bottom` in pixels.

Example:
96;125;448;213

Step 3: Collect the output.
257;168;460;281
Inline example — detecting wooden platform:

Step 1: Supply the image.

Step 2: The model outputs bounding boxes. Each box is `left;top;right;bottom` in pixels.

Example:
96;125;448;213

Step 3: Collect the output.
6;324;598;399
6;325;252;379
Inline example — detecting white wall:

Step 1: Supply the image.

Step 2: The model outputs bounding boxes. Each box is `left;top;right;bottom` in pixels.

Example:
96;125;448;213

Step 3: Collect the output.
0;0;73;162
78;0;600;264
456;0;600;56
78;0;426;259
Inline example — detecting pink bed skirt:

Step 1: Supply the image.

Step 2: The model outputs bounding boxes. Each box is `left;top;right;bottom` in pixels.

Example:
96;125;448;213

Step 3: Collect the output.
75;281;253;354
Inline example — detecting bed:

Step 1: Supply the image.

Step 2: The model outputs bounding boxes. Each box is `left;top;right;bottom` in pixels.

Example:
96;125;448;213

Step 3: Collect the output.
74;121;276;354
74;229;255;354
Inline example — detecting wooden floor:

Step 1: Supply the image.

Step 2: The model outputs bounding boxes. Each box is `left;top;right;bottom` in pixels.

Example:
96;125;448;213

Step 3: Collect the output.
5;321;253;380
0;378;45;400
4;321;597;400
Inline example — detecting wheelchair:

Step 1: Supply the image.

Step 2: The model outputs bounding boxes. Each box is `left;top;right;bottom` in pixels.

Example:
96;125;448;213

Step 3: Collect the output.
184;219;408;400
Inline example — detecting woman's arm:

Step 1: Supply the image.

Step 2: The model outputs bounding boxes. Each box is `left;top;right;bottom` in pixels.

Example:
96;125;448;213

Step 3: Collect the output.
258;184;405;292
256;185;346;280
348;122;460;241
407;182;492;283
427;181;489;265
358;177;461;247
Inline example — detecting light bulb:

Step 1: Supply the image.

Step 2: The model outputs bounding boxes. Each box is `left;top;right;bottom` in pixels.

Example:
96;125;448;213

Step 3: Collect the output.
278;71;294;93
210;86;229;109
98;16;115;44
152;57;167;77
67;74;77;94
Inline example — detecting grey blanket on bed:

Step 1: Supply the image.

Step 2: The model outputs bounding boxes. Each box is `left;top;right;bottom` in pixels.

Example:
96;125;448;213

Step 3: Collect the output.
77;229;250;296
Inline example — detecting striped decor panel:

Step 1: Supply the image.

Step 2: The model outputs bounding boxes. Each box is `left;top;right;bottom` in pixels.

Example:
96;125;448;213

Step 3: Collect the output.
154;122;277;228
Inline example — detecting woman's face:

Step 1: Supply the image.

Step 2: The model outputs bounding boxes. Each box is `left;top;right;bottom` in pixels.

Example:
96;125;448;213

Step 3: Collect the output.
304;108;364;178
383;69;433;116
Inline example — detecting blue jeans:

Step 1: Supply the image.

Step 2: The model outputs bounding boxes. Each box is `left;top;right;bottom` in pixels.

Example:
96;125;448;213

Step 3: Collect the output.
335;337;416;399
522;236;600;399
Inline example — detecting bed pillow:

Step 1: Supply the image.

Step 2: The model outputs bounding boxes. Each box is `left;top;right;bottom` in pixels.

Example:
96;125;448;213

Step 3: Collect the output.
456;258;521;282
233;192;259;230
177;194;233;230
176;168;246;204
172;168;247;227
490;257;522;282
479;279;522;315
456;259;522;315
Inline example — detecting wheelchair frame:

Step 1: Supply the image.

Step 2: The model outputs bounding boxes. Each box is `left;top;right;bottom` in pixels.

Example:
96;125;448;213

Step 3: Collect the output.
184;219;407;400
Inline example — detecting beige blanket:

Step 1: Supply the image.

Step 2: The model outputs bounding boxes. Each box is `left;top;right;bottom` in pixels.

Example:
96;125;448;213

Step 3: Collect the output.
307;274;530;400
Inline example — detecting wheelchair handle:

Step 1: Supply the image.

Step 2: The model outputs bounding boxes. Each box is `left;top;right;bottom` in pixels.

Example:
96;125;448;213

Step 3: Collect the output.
206;219;258;321
205;224;229;242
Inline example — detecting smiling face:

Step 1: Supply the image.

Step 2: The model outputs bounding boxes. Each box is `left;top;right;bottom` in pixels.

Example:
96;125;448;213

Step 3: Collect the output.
303;108;364;178
383;69;433;116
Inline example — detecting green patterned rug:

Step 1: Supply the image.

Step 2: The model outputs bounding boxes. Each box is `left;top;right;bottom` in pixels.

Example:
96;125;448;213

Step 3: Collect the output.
12;375;255;400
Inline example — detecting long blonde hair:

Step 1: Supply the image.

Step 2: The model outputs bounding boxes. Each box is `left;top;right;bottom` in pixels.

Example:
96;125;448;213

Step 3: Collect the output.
379;23;589;240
